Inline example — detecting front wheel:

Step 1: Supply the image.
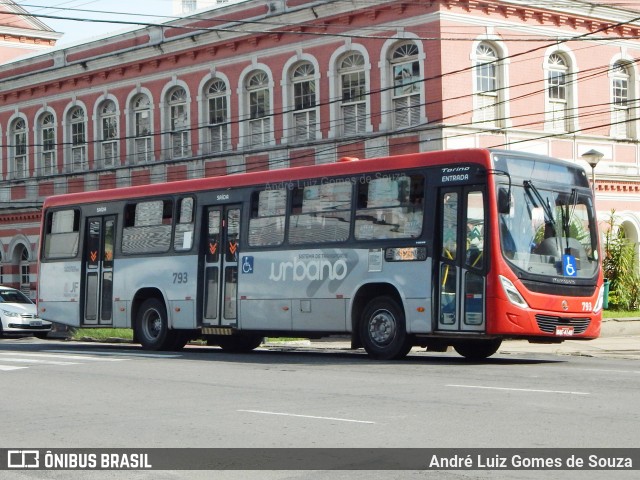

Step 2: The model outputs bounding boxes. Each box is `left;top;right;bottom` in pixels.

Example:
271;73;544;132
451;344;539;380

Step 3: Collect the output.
359;296;412;360
135;298;171;351
453;338;502;360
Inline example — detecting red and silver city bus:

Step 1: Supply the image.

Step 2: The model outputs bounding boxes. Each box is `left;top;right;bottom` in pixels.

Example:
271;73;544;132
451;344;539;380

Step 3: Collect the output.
37;148;603;359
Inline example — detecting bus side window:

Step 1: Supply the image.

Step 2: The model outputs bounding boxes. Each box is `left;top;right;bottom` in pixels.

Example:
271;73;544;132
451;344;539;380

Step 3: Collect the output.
43;209;80;259
174;197;195;251
122;199;173;254
355;174;424;240
248;189;286;247
288;180;352;245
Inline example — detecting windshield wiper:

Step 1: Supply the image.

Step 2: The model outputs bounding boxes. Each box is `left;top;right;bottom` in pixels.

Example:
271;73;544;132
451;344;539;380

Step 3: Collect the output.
560;189;578;252
523;180;556;236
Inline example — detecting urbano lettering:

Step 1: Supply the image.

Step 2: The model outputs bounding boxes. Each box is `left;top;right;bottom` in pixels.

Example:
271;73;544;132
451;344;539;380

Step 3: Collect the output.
269;258;348;282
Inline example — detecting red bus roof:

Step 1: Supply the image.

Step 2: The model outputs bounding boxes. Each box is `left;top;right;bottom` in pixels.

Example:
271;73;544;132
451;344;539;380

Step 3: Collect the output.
42;148;492;209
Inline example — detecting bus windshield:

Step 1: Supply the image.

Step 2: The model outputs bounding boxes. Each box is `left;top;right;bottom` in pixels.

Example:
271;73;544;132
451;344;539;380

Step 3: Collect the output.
499;181;599;279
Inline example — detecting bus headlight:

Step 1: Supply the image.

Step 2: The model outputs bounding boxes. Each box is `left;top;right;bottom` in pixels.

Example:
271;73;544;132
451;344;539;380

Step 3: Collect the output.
499;275;529;309
593;284;605;313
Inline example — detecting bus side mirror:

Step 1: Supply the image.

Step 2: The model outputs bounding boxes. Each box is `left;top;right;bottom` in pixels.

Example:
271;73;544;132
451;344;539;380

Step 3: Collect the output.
498;188;511;214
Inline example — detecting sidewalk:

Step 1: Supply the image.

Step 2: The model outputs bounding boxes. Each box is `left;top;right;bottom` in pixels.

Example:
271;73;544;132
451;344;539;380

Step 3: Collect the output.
498;317;640;359
297;318;640;360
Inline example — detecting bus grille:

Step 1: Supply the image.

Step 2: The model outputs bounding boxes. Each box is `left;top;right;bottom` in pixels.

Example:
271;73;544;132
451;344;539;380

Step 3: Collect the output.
535;315;591;334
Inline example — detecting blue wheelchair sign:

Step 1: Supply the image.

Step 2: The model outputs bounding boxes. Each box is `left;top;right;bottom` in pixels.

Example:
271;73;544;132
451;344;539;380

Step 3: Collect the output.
242;256;254;274
562;254;577;277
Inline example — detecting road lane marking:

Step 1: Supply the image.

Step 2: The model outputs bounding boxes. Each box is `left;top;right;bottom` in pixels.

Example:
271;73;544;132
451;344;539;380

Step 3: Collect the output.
447;384;590;395
238;410;375;424
0;352;127;362
48;349;181;358
0;357;79;366
0;365;28;371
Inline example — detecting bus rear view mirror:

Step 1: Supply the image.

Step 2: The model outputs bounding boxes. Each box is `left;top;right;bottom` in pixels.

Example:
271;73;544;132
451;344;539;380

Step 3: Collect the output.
498;187;511;214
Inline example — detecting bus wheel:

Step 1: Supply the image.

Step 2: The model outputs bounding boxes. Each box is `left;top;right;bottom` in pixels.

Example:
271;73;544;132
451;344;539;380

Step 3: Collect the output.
135;298;170;351
360;297;412;360
217;335;263;352
453;339;502;360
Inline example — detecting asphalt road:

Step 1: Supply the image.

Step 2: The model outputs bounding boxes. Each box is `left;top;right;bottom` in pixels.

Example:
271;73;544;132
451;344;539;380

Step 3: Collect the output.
0;337;638;480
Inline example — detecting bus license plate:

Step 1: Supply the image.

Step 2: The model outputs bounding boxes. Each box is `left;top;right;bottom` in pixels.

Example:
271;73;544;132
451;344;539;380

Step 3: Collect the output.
30;320;42;327
555;326;574;336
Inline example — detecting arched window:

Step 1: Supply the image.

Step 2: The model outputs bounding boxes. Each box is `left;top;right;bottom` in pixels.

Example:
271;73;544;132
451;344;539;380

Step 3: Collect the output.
40;113;56;176
99;100;118;168
68;106;87;172
291;62;317;142
547;53;569;132
339;52;366;135
474;43;500;126
168;87;190;159
247;71;271;147
11;118;28;179
391;43;420;128
206;78;229;153
132;94;152;163
612;61;631;138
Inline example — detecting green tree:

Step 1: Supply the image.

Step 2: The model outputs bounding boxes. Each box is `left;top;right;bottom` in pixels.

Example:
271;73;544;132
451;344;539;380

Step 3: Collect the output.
602;211;640;310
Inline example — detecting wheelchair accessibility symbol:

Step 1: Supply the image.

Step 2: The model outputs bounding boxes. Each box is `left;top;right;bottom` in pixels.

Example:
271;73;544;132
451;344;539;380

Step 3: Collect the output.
562;254;577;277
242;256;254;274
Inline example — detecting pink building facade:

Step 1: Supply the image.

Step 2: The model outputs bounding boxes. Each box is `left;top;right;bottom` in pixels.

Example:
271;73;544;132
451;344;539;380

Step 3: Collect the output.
1;0;640;295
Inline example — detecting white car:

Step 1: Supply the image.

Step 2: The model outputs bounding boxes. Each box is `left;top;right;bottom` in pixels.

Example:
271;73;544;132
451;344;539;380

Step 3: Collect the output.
0;286;51;338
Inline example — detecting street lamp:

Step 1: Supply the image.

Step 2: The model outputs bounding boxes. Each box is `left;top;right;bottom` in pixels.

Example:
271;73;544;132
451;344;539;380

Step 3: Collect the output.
581;149;604;194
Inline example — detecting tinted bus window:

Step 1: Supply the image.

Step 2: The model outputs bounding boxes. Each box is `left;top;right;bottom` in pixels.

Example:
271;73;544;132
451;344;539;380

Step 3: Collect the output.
355;174;424;240
44;209;80;259
174;197;195;251
248;189;286;247
122;199;173;254
288;180;352;245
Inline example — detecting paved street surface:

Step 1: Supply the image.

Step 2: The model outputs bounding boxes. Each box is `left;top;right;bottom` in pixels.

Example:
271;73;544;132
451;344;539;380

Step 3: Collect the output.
0;328;638;480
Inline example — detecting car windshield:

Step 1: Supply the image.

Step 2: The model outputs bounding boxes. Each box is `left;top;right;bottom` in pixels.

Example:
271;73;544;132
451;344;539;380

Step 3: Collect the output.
0;289;32;304
499;181;599;279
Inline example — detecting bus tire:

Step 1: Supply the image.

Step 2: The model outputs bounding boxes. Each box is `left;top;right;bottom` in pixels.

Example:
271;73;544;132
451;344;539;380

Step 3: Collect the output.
217;335;263;352
360;296;412;360
453;339;502;360
135;298;171;351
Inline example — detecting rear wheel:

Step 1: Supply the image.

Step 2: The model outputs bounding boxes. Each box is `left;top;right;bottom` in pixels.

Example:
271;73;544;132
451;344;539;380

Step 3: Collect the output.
135;298;172;351
453;338;502;360
359;296;412;360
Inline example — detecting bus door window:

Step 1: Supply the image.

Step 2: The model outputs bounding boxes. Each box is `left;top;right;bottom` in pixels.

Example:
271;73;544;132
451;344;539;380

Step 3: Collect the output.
202;205;241;325
437;188;486;332
224;208;241;320
84;216;115;326
463;191;485;327
439;192;458;326
204;209;221;321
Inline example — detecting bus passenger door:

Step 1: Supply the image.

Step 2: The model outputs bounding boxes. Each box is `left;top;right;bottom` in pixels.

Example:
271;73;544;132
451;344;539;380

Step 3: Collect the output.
436;188;486;332
202;205;241;327
83;216;115;326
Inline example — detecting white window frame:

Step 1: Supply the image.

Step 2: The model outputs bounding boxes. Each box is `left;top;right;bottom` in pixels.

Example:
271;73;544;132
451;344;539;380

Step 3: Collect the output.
131;93;153;164
11;118;28;179
206;78;229;153
611;61;631;139
247;71;271;148
40;113;56;176
168;87;190;159
391;43;421;129
99;100;119;169
339;52;367;136
68;106;87;172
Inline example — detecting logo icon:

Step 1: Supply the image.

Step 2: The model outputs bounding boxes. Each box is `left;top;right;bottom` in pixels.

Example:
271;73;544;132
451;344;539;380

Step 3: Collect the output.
8;450;39;469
